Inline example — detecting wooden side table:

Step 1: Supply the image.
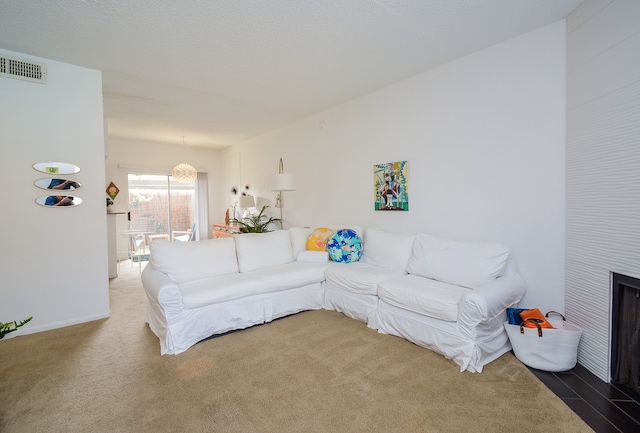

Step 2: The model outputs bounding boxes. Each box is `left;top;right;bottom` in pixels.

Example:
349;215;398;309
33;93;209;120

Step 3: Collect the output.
212;223;240;238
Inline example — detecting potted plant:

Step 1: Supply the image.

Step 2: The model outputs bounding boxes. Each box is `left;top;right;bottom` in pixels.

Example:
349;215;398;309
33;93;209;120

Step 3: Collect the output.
231;204;280;233
1;317;32;340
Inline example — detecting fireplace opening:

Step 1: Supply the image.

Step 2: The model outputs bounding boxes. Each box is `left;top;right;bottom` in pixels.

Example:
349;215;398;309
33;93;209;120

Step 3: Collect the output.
611;272;640;398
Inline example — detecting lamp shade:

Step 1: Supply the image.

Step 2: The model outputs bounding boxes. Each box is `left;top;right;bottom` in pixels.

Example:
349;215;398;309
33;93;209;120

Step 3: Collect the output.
238;195;255;208
172;163;197;183
272;173;296;191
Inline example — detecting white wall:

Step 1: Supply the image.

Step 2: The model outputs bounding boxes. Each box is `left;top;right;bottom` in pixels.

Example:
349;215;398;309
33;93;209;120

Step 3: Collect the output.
104;137;223;241
0;49;109;335
566;0;640;382
223;21;567;312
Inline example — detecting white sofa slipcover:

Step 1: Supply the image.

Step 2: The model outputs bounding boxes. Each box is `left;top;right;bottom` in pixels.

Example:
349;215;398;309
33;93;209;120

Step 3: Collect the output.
323;229;526;373
323;228;414;325
142;231;331;355
142;227;526;373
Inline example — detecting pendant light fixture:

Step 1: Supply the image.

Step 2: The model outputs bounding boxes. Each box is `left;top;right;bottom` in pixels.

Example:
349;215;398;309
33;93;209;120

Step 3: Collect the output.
172;137;197;183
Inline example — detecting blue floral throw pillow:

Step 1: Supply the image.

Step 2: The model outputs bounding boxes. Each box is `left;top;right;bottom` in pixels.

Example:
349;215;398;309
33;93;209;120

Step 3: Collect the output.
327;229;363;263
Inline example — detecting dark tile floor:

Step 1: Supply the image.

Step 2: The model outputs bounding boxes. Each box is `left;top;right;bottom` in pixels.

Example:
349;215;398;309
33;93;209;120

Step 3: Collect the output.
529;363;640;433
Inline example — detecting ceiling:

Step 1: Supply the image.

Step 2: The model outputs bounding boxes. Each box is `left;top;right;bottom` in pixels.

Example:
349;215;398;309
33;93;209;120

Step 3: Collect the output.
0;0;584;149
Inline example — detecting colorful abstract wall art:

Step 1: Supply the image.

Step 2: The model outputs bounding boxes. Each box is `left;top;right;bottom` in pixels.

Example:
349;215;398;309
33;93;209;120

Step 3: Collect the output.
374;161;408;211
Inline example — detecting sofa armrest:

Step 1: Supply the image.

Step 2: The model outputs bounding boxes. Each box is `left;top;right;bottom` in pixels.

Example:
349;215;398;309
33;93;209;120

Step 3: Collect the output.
457;261;526;337
141;265;184;319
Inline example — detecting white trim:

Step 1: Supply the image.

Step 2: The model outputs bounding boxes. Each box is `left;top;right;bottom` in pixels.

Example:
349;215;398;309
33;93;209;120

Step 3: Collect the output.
117;163;209;175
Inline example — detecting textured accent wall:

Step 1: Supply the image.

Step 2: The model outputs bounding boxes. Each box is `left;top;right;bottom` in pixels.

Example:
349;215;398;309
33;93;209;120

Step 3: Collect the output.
566;0;640;381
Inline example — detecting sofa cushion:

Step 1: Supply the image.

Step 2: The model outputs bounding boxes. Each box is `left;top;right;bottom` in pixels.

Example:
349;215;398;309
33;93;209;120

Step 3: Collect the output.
327;229;363;263
406;233;510;289
246;262;328;291
362;228;415;270
289;227;312;259
150;238;238;284
325;262;406;295
297;250;329;263
178;273;269;308
235;230;295;273
377;274;472;322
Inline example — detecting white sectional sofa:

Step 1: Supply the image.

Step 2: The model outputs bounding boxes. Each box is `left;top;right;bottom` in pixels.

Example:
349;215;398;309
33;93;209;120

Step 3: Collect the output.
142;226;526;373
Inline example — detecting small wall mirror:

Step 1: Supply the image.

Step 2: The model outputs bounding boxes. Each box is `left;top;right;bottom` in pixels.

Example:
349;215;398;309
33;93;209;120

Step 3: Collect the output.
33;161;80;175
34;178;82;191
36;195;83;207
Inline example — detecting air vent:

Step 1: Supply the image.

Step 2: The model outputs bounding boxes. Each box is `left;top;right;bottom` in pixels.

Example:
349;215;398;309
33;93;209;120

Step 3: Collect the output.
0;55;47;84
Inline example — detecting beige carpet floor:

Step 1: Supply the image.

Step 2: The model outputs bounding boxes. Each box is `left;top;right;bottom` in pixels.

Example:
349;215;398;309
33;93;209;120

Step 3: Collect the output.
1;262;594;433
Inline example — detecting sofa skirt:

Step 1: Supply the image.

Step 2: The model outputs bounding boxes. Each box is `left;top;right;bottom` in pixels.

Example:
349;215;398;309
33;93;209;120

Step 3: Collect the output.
374;301;511;373
147;282;324;355
323;282;379;328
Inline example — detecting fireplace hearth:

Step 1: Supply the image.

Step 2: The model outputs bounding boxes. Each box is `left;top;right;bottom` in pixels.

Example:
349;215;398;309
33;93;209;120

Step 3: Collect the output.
611;272;640;394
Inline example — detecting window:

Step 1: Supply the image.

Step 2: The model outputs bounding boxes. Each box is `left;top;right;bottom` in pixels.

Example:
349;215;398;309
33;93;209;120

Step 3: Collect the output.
128;174;195;238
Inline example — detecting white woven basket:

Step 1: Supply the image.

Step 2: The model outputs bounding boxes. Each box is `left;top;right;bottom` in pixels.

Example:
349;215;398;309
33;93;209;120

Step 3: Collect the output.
504;313;582;372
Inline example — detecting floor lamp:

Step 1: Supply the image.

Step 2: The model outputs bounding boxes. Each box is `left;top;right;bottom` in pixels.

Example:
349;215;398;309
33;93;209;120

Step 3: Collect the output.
238;195;255;219
271;157;296;229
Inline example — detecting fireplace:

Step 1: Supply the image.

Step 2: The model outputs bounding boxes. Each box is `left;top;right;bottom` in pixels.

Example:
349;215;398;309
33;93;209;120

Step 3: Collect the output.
610;272;640;395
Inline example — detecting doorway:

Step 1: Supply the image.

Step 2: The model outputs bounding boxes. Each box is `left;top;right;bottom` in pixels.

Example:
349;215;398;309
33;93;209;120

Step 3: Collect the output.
127;174;196;244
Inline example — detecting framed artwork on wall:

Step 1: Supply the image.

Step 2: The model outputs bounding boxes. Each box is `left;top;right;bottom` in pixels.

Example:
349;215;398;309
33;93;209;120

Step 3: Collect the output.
374;160;408;211
106;181;120;200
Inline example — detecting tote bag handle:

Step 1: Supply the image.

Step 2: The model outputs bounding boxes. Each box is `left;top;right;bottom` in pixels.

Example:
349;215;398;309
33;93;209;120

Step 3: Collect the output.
545;310;566;321
520;318;544;337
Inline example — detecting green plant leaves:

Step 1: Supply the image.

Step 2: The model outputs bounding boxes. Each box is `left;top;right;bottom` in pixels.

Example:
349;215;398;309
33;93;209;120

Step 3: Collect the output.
231;205;280;233
0;316;33;339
